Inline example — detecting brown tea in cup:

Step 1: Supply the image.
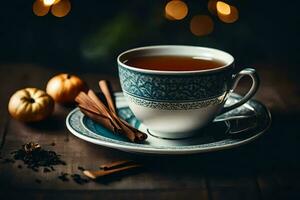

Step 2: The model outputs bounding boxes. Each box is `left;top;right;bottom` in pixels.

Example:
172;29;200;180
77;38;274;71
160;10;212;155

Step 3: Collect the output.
124;55;225;71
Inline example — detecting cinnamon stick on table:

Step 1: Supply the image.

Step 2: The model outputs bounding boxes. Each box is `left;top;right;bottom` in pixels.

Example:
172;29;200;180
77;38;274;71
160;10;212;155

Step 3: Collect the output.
100;160;135;170
83;164;142;179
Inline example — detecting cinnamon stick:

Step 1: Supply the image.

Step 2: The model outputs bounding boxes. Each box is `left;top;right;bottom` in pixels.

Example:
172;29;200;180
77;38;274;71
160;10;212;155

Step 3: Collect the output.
78;105;108;119
113;116;138;142
100;160;135;170
79;106;116;132
77;103;102;116
88;90;141;142
83;164;142;179
98;80;147;141
75;92;100;113
87;90;121;130
76;92;121;133
120;119;148;141
75;85;147;142
99;80;116;114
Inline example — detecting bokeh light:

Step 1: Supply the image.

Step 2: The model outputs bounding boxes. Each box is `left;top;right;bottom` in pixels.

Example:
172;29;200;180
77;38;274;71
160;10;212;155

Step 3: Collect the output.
165;12;176;21
43;0;62;6
207;0;218;15
216;1;231;15
190;15;214;36
165;0;188;20
33;0;50;16
51;0;71;17
53;0;62;5
218;5;239;23
43;0;55;6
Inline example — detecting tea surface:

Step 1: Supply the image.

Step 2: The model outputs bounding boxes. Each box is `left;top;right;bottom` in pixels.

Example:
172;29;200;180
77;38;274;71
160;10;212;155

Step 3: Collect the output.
124;55;225;71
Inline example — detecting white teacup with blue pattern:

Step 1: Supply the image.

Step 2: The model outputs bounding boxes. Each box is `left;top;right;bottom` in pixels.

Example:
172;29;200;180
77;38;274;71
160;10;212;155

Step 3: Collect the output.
118;45;259;139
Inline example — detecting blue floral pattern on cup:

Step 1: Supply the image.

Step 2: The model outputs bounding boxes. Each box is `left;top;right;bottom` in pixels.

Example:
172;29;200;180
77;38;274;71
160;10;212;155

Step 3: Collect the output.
125;94;225;110
119;66;233;110
119;66;232;102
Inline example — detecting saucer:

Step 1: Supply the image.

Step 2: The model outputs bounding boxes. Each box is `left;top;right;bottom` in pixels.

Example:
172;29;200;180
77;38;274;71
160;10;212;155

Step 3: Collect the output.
66;92;271;155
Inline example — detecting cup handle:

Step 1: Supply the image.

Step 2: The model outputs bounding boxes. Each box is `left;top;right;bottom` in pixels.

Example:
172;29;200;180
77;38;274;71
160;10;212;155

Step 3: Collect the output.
220;68;260;114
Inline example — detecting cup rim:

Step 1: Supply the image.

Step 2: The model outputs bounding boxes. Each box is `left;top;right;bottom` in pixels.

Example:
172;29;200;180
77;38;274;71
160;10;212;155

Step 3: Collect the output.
117;45;234;74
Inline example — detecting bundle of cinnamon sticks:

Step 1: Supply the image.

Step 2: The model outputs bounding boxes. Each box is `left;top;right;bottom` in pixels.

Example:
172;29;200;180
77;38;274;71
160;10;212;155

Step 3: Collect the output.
75;80;147;142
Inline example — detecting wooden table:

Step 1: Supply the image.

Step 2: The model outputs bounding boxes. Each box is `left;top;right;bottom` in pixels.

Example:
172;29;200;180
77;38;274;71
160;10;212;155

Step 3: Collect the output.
0;64;299;200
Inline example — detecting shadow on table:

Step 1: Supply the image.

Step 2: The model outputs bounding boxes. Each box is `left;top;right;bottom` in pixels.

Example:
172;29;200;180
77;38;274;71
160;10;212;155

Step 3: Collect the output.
26;115;66;132
22;104;75;132
128;111;300;176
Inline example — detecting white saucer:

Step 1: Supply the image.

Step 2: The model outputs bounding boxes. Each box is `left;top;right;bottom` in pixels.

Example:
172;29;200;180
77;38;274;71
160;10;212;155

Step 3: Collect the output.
66;92;271;155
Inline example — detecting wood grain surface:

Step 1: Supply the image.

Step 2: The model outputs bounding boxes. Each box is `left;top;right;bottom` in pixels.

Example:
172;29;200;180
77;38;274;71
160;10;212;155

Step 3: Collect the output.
0;64;299;200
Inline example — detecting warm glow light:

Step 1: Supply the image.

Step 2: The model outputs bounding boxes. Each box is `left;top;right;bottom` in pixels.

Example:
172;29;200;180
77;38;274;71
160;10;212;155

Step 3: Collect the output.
51;0;71;17
190;15;214;36
165;12;175;21
218;5;239;23
43;0;55;6
216;1;231;15
53;0;62;5
33;0;50;16
208;0;218;15
165;0;188;20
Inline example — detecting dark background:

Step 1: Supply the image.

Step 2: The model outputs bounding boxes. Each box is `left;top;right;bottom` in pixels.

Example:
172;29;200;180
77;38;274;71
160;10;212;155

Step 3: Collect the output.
0;0;299;74
1;1;300;199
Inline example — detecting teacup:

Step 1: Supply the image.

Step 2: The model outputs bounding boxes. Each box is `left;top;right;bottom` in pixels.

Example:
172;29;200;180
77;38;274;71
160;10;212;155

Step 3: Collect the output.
117;45;259;139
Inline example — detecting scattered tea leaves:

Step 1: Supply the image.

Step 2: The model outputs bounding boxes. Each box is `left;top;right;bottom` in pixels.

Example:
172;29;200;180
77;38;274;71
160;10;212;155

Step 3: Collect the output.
12;142;66;171
24;142;41;153
58;172;69;182
2;142;92;185
78;166;85;171
71;174;90;185
43;167;51;173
